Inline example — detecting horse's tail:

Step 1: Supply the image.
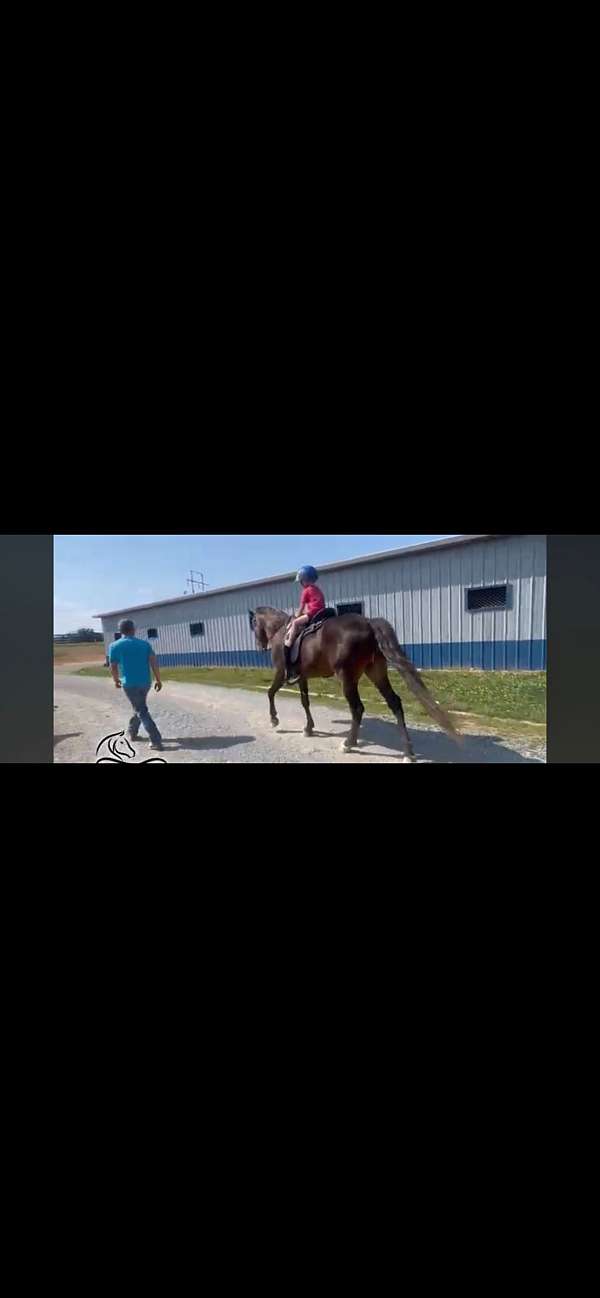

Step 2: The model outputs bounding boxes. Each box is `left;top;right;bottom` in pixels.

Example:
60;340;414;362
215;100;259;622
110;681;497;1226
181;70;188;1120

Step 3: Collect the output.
370;618;462;742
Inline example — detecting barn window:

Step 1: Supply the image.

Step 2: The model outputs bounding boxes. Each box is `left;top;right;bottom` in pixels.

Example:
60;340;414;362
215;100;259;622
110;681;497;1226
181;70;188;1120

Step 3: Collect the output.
466;585;509;612
336;602;364;616
190;622;205;637
147;628;158;639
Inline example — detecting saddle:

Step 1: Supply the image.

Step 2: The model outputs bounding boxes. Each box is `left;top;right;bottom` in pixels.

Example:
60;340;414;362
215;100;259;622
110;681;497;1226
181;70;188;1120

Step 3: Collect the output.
289;608;337;665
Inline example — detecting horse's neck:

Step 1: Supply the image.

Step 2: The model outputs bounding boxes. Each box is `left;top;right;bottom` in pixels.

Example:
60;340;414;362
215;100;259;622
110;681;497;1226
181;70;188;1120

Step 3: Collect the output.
263;612;289;640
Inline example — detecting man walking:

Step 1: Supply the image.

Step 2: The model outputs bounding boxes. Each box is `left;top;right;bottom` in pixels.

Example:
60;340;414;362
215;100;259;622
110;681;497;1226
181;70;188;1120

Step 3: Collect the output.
108;619;164;751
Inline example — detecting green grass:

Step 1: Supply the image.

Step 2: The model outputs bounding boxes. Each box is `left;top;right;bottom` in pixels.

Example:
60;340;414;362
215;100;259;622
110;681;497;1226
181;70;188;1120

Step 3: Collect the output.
54;641;105;663
77;664;546;730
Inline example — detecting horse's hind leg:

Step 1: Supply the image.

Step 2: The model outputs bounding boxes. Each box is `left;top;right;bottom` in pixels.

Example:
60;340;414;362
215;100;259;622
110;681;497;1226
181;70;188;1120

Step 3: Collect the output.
339;669;365;752
300;679;315;736
366;656;416;763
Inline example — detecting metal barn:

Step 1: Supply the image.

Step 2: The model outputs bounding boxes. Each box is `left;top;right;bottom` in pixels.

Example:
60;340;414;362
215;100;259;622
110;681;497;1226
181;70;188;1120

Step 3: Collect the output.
95;534;547;671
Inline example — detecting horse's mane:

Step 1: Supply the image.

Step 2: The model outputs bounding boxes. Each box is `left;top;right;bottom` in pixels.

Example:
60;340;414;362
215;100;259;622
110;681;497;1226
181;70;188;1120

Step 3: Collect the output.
255;606;289;620
253;607;291;643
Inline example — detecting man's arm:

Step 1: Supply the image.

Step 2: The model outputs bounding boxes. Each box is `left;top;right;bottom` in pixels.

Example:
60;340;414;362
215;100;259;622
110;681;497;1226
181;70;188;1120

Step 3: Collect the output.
108;643;122;688
150;654;162;691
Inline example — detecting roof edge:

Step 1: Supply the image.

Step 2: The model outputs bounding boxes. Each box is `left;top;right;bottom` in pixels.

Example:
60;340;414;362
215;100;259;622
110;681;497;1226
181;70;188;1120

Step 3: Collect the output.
93;534;507;618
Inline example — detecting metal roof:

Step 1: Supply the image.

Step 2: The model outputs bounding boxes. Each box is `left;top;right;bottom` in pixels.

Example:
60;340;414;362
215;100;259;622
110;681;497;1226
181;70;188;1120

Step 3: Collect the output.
94;534;505;619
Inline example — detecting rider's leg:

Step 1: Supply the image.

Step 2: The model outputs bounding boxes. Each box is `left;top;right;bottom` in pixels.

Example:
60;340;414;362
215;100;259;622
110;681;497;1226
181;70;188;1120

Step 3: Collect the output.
285;615;308;648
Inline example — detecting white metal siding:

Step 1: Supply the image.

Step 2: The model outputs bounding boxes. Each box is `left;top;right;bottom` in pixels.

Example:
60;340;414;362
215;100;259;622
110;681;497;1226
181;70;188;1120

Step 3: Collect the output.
100;535;546;670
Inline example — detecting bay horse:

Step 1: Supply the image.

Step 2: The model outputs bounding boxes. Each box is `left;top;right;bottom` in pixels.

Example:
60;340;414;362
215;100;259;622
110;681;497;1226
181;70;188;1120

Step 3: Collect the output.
249;607;460;762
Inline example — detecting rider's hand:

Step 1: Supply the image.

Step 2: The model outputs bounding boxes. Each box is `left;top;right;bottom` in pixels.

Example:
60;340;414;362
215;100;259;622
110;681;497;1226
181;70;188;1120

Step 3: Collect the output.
154;681;162;692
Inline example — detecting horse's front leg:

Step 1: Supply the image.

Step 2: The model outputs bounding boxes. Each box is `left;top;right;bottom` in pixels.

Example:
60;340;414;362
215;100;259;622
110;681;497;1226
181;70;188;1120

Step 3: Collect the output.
268;666;285;727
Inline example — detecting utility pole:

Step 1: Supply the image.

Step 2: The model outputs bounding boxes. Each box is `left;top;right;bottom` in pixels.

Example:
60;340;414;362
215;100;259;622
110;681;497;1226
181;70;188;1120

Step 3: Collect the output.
185;570;209;594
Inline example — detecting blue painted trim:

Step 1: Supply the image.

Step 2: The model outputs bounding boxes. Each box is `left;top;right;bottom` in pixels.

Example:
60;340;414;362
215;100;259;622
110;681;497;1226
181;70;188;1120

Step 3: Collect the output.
158;649;272;669
401;640;546;671
157;641;547;672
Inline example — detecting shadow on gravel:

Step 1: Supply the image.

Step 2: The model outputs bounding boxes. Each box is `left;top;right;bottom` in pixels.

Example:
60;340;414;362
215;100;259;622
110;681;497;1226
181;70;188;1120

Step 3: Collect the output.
332;717;544;764
54;733;82;746
160;736;256;752
276;729;338;738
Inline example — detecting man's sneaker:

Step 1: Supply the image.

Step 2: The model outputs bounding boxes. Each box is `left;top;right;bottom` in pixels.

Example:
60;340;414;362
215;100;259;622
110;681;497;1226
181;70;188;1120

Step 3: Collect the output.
150;742;164;751
127;730;139;743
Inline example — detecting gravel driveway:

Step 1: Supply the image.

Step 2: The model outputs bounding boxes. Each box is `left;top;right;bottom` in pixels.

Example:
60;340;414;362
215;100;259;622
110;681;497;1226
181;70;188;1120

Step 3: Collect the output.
53;673;546;764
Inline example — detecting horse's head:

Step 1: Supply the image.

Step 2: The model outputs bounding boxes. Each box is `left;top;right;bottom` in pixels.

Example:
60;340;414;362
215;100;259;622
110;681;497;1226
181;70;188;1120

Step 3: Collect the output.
249;609;268;650
250;607;288;650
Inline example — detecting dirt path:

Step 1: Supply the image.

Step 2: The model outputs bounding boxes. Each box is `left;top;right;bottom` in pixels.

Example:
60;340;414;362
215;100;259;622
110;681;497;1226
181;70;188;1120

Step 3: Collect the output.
53;673;545;764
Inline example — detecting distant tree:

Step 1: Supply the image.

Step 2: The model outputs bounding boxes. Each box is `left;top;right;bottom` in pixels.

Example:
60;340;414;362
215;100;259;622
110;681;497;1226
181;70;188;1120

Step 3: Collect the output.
54;629;103;643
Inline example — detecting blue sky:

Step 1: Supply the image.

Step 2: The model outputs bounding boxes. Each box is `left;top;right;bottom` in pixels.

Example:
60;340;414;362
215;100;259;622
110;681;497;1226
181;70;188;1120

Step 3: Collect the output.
53;534;459;632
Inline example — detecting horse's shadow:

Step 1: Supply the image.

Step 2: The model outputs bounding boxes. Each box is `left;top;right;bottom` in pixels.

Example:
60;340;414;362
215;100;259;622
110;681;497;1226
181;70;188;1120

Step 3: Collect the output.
332;717;544;764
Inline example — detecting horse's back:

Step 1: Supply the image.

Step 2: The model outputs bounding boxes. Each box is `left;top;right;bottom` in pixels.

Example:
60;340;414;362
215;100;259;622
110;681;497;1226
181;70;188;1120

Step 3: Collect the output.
326;613;372;634
322;614;376;657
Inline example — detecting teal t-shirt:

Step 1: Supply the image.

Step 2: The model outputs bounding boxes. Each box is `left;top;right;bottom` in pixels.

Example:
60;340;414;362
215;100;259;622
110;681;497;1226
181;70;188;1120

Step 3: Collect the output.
109;636;153;688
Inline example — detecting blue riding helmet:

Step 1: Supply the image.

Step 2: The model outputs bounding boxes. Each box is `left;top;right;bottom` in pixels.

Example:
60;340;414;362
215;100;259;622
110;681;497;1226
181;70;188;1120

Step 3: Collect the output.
296;565;319;584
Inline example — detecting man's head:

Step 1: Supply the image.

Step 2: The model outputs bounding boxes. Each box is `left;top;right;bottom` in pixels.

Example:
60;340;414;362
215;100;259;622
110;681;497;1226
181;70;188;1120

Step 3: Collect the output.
118;619;136;637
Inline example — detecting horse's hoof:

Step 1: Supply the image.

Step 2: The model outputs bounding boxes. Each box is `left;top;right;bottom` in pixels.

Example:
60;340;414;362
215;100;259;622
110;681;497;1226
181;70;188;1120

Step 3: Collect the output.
304;728;314;738
271;717;279;728
340;739;353;753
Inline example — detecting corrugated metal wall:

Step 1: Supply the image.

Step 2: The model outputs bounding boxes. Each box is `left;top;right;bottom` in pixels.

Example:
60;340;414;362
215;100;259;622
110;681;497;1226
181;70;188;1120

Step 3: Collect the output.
318;533;547;669
101;580;298;668
101;535;547;670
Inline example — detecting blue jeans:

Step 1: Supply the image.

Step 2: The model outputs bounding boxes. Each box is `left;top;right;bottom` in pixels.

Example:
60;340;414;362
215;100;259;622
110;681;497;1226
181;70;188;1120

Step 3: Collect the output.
123;686;162;744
